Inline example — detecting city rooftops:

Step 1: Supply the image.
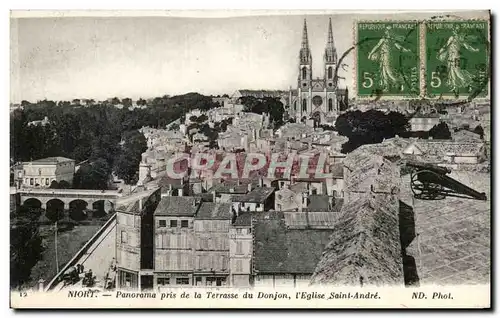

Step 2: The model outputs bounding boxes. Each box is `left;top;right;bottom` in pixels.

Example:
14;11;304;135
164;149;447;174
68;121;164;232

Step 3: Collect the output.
26;157;75;165
231;186;275;204
195;202;232;220
154;196;200;217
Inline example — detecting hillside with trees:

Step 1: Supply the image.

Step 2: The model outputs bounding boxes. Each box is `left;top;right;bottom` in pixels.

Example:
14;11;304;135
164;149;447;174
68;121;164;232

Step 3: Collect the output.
10;93;220;189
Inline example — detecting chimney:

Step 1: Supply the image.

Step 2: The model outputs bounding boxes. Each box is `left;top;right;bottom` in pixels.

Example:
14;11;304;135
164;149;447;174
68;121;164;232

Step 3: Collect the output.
178;188;183;197
229;187;235;193
302;193;308;208
192;199;197;207
259;178;264;187
212;191;217;202
139;197;143;211
247;183;252;192
38;279;45;292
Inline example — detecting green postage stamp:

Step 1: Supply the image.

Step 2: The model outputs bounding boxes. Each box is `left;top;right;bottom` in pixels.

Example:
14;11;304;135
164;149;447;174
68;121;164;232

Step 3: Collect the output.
355;19;490;99
356;21;420;98
425;20;490;98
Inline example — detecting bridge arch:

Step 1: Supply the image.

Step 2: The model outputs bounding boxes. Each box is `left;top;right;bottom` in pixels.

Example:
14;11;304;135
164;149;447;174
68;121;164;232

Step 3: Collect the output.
46;198;66;222
22;198;42;209
69;199;89;221
92;200;115;218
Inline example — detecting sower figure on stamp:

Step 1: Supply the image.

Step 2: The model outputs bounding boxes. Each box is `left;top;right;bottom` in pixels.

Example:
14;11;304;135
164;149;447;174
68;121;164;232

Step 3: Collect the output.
437;25;479;93
368;26;411;92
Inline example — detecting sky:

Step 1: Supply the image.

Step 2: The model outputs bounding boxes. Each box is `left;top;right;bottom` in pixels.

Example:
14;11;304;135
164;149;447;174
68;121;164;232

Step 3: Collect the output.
10;11;488;103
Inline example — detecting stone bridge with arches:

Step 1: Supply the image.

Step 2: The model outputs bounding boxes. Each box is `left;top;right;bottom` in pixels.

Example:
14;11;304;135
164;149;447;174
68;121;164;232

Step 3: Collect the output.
18;188;123;215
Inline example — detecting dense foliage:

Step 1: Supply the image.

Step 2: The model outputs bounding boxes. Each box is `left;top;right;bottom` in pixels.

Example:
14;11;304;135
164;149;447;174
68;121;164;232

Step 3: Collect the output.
240;96;285;128
10;206;44;289
428;122;452;140
335;109;410;153
10;93;220;188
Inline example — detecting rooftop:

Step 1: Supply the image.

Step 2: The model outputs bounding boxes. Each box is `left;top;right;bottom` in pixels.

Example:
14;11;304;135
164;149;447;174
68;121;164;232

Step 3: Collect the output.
195;202;232;220
231;187;275;203
401;171;490;285
28;157;74;164
253;211;334;274
154;196;200;216
310;193;404;286
233;212;252;226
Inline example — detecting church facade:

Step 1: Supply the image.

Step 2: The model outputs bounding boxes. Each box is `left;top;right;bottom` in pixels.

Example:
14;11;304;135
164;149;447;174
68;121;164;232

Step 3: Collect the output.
287;18;348;126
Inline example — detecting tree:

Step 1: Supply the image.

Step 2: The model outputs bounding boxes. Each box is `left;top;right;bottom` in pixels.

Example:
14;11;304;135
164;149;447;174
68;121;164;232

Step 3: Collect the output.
429;122;452;140
122;98;133;108
10;220;44;288
335;110;410;153
114;131;147;184
168;123;180;131
58;180;71;189
473;125;484;139
240;96;284;127
49;180;59;189
73;159;111;190
111;97;121;105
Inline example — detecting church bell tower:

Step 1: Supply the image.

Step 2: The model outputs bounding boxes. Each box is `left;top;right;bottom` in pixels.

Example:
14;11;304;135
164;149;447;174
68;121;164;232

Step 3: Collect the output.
324;18;337;89
298;19;312;117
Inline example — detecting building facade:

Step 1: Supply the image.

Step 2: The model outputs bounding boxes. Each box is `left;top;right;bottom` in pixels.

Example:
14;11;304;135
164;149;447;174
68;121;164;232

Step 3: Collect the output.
287;19;348;126
18;157;75;188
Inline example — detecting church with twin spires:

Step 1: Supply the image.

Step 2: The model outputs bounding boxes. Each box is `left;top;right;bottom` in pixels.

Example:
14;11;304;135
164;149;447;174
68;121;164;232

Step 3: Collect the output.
287;18;349;126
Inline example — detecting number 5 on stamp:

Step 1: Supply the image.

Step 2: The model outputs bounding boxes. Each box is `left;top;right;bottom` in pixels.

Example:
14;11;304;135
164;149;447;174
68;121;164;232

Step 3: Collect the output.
356;21;420;98
425;20;490;98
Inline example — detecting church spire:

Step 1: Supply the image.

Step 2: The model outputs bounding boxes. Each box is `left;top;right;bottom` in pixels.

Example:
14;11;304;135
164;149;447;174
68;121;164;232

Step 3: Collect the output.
324;17;337;64
299;19;312;64
302;19;309;49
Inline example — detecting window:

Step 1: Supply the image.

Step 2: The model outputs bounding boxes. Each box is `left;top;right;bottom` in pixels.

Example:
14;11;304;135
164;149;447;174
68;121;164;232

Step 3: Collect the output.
216;277;226;286
121;231;128;244
302;67;307;80
176;277;190;285
236;241;243;255
236;260;243;272
159;220;166;228
30;178;34;185
170;220;178;228
302;99;307;112
206;277;216;286
328;99;333;111
293;101;297;111
45;178;49;186
124;272;132;287
328;66;333;79
177;235;182;249
38;168;42;176
181;220;189;228
157;277;170;286
236;228;243;234
195;277;202;286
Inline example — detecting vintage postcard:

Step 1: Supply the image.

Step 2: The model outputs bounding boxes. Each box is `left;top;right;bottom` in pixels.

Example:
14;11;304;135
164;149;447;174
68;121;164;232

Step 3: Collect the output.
10;10;491;309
